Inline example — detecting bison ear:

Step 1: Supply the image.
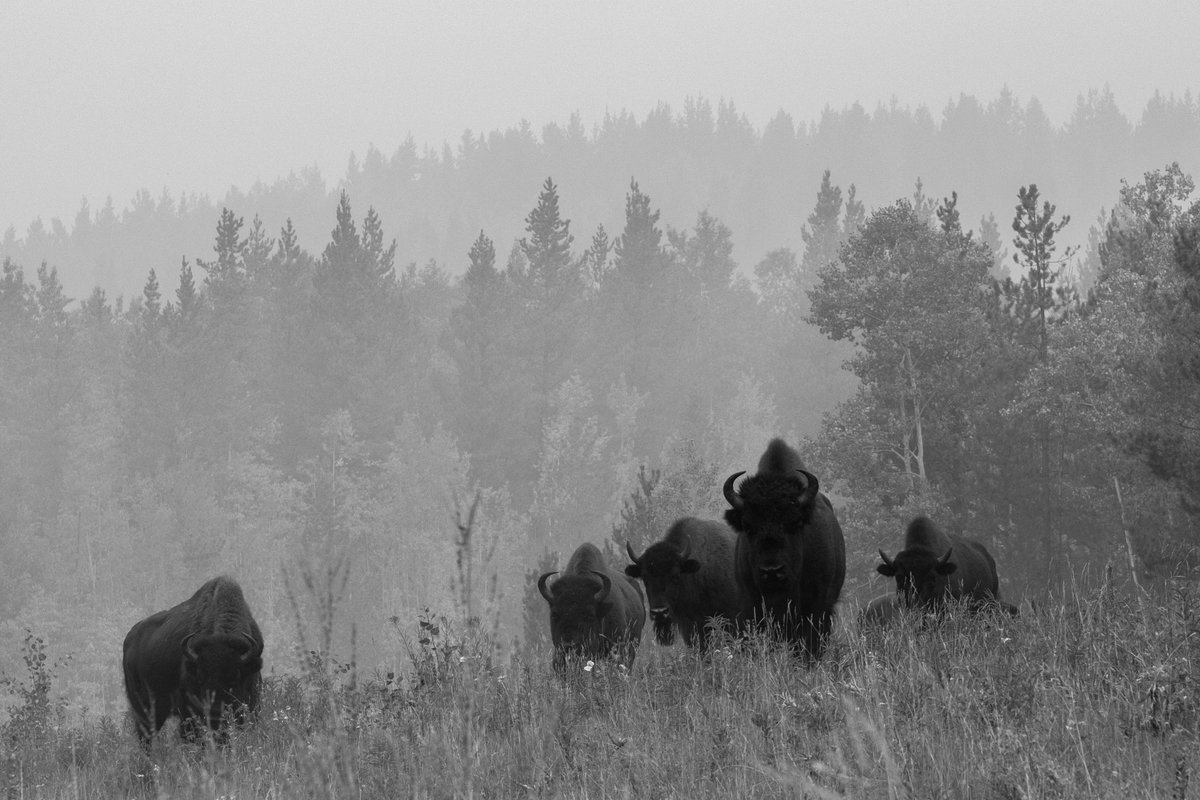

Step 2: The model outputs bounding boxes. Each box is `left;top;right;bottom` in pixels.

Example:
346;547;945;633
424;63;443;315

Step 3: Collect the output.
876;563;897;577
680;558;701;574
624;564;642;579
723;507;744;532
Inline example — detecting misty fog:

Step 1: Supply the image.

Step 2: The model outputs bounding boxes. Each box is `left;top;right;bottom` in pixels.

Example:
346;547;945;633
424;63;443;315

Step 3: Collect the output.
1;88;1199;721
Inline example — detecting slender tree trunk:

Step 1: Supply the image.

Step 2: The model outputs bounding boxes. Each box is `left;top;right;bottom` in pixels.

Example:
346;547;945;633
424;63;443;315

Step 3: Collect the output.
900;347;927;488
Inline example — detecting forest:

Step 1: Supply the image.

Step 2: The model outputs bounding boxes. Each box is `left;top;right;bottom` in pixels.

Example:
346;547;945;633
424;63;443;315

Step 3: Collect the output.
0;92;1198;730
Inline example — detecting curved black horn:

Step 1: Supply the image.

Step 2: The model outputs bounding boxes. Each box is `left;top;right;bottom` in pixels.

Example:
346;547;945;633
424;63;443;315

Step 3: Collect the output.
797;469;819;505
677;536;691;561
591;571;612;603
625;540;640;564
723;471;746;509
938;548;953;566
182;632;200;661
537;571;557;603
878;549;893;567
239;632;258;663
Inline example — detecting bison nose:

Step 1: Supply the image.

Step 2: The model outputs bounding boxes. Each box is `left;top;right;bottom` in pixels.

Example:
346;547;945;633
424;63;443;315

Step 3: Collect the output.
758;565;787;586
649;606;671;622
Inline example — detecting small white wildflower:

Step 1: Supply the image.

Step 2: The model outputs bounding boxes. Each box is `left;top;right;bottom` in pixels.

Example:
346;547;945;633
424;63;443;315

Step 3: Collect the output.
584;660;594;672
459;656;467;663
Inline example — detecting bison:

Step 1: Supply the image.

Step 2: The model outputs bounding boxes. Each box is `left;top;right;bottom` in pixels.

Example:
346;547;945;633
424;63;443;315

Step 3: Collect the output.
122;575;264;745
624;517;742;650
723;438;846;660
539;542;646;672
876;516;1003;613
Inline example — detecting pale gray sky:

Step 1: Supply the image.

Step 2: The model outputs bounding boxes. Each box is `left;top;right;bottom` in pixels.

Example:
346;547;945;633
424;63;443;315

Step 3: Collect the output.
2;0;1197;231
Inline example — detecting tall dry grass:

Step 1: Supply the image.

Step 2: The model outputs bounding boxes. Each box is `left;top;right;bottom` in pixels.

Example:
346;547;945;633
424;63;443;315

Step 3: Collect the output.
2;578;1198;799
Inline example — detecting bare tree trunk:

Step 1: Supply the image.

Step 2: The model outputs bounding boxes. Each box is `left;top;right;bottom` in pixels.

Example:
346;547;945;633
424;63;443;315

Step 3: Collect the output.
1114;477;1148;614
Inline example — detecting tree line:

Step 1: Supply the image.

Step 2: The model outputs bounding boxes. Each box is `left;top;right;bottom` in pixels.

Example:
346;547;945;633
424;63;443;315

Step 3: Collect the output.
4;88;1199;302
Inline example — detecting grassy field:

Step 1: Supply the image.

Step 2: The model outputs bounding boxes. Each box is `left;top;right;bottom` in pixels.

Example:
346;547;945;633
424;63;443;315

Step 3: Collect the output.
2;579;1197;799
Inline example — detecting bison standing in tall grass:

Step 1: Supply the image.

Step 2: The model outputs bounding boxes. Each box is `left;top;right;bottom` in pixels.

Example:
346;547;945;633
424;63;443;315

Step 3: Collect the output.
624;517;743;650
723;438;846;660
539;543;646;672
877;516;1007;613
122;575;264;745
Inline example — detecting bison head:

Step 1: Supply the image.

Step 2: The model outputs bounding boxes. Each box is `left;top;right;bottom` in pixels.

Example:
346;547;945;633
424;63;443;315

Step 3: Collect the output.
180;632;262;726
539;570;614;671
625;540;700;645
724;468;820;596
877;547;956;608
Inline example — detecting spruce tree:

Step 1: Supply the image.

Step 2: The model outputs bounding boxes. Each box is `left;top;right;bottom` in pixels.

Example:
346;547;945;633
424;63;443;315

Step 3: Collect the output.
800;170;843;274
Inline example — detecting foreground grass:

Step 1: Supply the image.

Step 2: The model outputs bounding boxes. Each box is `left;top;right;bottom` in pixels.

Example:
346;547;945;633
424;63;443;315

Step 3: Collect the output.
3;582;1198;799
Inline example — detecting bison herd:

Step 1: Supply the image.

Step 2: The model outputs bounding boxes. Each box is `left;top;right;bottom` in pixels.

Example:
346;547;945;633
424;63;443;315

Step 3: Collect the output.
122;437;1014;745
539;438;1015;672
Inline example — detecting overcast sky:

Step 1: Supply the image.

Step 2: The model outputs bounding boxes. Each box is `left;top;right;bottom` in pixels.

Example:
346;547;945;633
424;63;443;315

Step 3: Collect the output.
2;0;1198;232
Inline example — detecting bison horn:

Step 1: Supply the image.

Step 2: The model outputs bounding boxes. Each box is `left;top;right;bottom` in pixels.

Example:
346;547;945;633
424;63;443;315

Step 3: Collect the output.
591;571;612;603
878;549;893;567
182;632;200;662
938;548;953;567
723;471;746;509
797;469;819;505
677;536;691;561
537;571;557;603
625;540;640;564
239;632;258;663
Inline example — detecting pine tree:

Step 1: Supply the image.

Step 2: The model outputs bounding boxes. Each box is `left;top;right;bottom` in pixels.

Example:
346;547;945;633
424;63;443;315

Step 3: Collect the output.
172;257;199;334
843;184;865;239
800;170;843;274
1008;183;1079;362
199;208;247;292
362;206;397;282
243;215;275;281
140;269;162;330
520;177;576;301
937;191;962;235
612;179;662;287
516;177;580;399
585;224;611;288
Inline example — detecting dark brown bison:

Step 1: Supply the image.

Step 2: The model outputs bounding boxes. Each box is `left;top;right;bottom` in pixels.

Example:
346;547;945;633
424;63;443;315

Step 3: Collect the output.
723;438;846;659
539;543;646;672
122;575;264;745
624;517;742;650
876;516;1003;612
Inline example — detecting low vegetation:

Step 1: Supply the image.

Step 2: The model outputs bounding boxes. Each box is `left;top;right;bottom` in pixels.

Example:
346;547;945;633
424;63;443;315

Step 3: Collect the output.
2;578;1195;799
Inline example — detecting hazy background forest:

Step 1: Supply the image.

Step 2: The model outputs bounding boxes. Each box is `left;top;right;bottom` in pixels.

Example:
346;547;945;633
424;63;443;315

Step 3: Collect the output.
2;89;1200;720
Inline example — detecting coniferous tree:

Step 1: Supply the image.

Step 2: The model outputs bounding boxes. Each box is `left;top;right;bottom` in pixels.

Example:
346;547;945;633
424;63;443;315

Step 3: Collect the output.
937;191;961;235
800;170;843;275
450;230;519;488
1007;184;1079;362
585;224;611;288
979;184;1080;583
515;178;581;461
